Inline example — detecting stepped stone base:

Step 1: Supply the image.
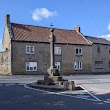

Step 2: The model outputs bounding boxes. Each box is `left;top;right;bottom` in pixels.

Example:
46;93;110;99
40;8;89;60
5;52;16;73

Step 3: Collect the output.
37;75;75;91
44;76;62;82
37;75;63;85
36;66;75;90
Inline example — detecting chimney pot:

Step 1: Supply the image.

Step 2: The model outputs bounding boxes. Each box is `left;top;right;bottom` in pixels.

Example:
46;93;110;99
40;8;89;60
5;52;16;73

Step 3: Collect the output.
6;14;10;25
75;26;80;33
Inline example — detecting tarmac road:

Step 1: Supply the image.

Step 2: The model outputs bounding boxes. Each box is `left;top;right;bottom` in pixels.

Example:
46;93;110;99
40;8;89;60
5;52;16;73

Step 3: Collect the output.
0;75;110;110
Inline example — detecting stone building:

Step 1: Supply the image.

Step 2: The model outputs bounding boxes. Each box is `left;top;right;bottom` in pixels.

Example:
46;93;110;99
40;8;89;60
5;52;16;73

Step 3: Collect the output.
86;36;110;73
0;14;110;75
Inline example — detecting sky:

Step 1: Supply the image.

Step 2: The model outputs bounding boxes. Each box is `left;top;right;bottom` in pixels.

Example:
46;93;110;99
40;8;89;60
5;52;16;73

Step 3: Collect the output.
0;0;110;51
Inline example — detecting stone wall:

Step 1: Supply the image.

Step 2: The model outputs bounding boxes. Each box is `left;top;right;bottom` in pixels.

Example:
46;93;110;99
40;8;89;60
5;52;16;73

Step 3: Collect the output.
2;25;11;52
0;51;11;75
60;44;92;74
92;44;110;73
11;41;92;75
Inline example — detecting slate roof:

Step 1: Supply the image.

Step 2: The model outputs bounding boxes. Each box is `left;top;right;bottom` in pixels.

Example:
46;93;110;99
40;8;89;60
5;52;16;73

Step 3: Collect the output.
10;23;90;45
85;36;110;45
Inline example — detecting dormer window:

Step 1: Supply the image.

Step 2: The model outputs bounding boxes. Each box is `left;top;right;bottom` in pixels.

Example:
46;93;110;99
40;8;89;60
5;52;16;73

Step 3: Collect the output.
75;47;82;55
97;45;100;53
26;46;34;54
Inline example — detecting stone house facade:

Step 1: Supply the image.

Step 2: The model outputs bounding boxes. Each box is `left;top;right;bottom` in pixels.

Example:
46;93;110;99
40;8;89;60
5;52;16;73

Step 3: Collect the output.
0;14;110;75
86;36;110;73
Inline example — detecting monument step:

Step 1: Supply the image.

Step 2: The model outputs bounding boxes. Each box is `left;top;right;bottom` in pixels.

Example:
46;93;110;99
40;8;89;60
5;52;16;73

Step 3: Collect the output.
44;76;62;82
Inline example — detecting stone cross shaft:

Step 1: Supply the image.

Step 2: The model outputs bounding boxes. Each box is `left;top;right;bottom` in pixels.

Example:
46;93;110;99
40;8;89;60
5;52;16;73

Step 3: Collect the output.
47;28;60;76
49;28;55;68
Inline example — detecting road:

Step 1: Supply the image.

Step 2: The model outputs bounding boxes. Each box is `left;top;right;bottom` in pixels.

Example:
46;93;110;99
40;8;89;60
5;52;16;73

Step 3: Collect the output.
0;75;110;110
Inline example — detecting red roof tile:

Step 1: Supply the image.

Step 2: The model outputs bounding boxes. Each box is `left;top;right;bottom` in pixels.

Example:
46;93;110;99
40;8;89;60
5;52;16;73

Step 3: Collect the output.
11;23;90;45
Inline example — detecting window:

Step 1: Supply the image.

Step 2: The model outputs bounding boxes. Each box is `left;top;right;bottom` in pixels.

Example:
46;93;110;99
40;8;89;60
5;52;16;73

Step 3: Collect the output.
95;61;103;69
97;45;100;53
109;61;110;68
54;47;61;55
26;62;37;71
55;62;61;71
74;61;82;70
109;46;110;53
26;46;34;54
75;47;82;55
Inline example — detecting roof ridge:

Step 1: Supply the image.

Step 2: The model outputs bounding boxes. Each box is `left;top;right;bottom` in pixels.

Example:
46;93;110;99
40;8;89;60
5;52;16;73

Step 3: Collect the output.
11;22;75;31
86;36;106;40
85;36;110;44
11;22;90;45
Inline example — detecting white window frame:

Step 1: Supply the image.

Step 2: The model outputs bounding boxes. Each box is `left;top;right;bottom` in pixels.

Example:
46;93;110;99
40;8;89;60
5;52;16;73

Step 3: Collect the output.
26;62;37;71
55;62;61;71
74;61;82;70
26;46;34;54
54;47;61;55
75;47;82;55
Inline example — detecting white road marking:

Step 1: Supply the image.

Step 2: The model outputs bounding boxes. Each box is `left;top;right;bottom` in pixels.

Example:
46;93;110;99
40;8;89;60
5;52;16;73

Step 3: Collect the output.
79;85;102;101
24;84;101;102
0;84;3;86
56;92;98;101
103;99;110;104
104;101;110;104
75;95;90;98
5;83;15;86
107;99;110;101
0;83;25;86
25;84;110;104
24;84;54;94
17;83;25;85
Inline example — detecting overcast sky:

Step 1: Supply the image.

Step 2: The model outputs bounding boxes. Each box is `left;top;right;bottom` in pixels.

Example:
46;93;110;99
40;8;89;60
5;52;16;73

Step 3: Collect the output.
0;0;110;51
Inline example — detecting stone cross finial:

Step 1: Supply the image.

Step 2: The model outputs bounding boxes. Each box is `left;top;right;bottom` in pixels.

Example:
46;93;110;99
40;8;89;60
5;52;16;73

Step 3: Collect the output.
50;23;54;27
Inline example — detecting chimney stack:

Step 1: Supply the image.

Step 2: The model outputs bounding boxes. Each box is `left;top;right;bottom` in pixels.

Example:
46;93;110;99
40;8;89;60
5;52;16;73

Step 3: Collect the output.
5;14;10;25
75;25;80;33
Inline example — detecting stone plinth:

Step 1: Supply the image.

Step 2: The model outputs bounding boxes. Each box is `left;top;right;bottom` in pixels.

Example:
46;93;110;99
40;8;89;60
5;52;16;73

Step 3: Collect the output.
64;81;75;90
44;75;62;84
36;78;75;91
